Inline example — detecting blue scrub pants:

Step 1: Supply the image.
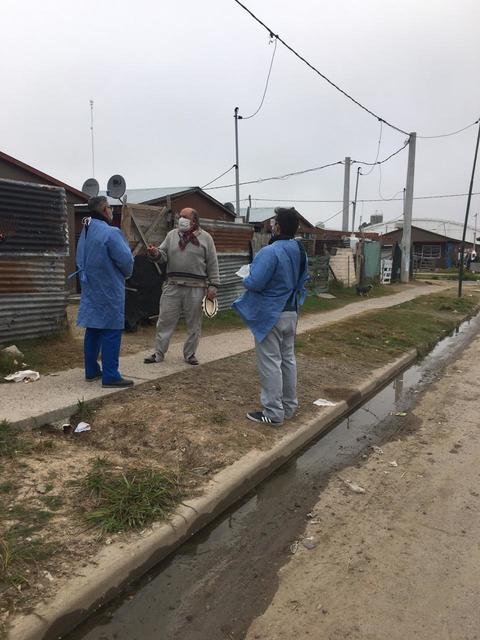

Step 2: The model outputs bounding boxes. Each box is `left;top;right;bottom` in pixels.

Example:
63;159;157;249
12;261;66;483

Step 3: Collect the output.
84;328;123;383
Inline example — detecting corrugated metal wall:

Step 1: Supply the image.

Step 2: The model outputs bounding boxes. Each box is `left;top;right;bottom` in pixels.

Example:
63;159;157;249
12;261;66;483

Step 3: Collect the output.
217;253;249;311
0;179;68;343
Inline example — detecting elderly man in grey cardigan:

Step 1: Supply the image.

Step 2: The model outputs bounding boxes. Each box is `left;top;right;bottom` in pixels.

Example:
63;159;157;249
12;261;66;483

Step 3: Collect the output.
145;208;220;365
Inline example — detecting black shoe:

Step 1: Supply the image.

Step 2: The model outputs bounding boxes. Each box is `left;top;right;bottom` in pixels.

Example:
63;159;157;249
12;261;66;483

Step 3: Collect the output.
144;353;164;364
185;355;199;365
85;373;102;382
102;378;134;388
246;411;283;426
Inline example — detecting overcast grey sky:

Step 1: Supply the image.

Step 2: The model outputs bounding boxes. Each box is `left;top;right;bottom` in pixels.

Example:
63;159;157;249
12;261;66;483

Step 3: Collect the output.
1;0;480;227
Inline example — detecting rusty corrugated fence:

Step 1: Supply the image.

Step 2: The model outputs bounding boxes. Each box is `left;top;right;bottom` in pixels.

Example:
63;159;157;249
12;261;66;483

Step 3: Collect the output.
0;178;68;343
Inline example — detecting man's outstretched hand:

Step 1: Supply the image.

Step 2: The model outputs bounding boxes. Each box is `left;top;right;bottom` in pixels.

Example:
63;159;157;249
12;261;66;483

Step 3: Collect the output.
147;244;159;259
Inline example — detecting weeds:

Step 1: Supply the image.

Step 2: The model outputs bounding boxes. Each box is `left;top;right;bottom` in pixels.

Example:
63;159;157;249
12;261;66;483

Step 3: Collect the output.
0;421;27;458
76;398;93;423
0;532;55;589
80;458;182;533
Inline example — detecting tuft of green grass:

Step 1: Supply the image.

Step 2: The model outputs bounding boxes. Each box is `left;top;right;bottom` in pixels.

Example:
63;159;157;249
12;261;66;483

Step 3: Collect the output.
80;458;182;533
0;533;55;589
0;421;27;458
76;397;93;423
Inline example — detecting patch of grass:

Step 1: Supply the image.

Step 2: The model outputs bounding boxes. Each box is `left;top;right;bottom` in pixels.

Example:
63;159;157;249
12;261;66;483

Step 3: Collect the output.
0;481;15;494
0;532;55;589
80;458;182;533
76;397;93;423
0;421;27;458
0;329;82;375
0;352;16;377
210;411;228;426
297;291;480;365
40;495;63;511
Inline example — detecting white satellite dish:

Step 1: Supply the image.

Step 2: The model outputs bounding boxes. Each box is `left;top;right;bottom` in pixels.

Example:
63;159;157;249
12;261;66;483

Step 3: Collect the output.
82;178;100;198
107;174;127;200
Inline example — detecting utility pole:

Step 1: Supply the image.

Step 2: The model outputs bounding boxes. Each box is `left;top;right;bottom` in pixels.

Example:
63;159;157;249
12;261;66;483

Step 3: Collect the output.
89;99;95;178
342;157;351;231
400;133;416;283
234;107;241;217
352;167;362;233
473;212;478;252
458;120;480;297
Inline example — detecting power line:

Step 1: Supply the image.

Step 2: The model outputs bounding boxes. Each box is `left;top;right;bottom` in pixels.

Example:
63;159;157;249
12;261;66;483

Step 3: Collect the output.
201;165;235;189
232;1;479;140
205;138;408;193
417;118;480;139
318;207;345;224
232;0;409;135
205;160;344;190
241;37;278;120
353;137;410;167
241;192;480;204
359;120;383;177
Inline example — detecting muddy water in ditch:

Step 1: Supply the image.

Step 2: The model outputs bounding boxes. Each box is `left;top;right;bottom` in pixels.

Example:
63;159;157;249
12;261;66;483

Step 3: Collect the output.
66;315;480;640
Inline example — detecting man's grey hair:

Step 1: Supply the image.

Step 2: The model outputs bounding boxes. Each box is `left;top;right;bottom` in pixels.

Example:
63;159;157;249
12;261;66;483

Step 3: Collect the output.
191;209;200;225
88;195;108;213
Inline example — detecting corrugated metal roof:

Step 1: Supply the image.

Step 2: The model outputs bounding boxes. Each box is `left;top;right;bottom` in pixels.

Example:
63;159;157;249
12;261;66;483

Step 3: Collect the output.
365;217;476;242
100;187;194;206
241;207;276;223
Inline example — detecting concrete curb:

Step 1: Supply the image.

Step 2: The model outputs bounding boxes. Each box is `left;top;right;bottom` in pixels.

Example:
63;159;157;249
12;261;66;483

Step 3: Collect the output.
7;349;417;640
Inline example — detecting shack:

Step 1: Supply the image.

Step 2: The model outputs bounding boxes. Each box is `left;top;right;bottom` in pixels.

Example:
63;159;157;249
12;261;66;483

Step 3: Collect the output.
113;203;252;329
0;179;68;343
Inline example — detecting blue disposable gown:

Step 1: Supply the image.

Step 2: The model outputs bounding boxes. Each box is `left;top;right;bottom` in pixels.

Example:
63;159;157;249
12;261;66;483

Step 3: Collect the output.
233;239;309;342
76;219;134;330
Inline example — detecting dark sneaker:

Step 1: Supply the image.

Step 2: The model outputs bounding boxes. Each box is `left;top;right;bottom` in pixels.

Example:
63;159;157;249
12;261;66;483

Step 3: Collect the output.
247;411;283;426
144;353;164;364
185;355;199;366
102;378;134;388
85;373;102;382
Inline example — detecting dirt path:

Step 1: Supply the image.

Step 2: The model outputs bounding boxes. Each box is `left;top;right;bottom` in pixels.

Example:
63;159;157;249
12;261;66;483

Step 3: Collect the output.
245;331;480;639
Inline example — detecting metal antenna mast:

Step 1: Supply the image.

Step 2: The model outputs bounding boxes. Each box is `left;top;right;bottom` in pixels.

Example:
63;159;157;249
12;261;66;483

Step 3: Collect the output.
90;99;95;178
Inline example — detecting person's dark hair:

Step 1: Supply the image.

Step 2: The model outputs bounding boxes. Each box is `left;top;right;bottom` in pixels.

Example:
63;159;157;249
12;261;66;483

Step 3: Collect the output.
88;195;108;214
274;207;299;238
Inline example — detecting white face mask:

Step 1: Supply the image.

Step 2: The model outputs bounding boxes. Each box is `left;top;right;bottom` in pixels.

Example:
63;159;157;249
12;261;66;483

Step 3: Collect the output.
178;217;192;232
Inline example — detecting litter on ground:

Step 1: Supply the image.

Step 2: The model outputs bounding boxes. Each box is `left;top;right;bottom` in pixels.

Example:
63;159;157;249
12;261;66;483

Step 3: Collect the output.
74;422;91;433
313;398;337;407
4;370;40;383
339;477;366;494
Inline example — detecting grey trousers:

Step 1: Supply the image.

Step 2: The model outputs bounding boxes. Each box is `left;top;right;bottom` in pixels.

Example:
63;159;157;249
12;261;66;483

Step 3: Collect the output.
155;283;204;360
254;311;299;422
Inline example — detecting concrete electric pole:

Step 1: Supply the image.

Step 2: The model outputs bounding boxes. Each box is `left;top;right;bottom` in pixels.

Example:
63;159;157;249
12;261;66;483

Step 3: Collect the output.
400;133;417;283
342;157;351;231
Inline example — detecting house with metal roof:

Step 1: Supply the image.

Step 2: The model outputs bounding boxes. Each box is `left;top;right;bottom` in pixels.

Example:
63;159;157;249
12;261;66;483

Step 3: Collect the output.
365;217;479;269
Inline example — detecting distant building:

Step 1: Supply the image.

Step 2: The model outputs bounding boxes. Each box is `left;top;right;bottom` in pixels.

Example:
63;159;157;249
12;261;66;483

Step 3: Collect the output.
365;217;478;269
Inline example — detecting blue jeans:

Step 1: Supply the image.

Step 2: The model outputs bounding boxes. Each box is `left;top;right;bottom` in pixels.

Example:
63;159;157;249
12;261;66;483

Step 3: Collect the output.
84;328;123;383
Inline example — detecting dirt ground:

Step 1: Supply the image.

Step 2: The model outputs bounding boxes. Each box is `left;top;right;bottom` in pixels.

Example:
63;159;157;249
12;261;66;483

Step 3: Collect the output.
0;290;478;636
245;334;480;640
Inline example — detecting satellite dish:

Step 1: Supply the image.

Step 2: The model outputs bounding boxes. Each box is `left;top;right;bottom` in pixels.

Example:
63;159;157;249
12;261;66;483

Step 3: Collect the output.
315;221;325;229
107;174;127;200
82;178;99;198
223;202;235;214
